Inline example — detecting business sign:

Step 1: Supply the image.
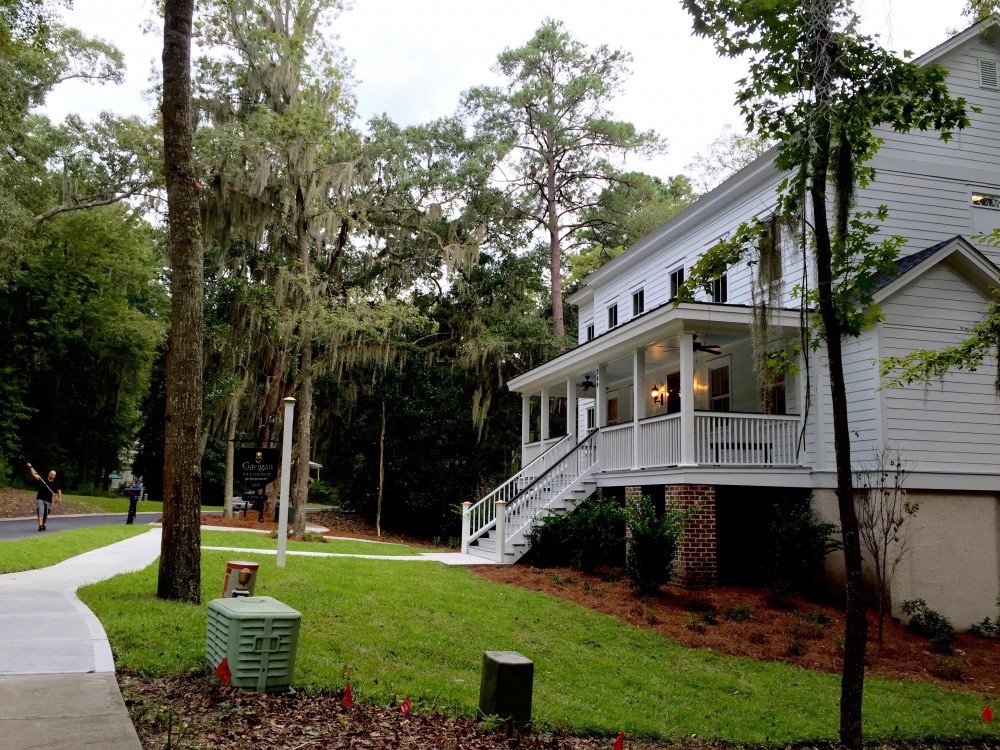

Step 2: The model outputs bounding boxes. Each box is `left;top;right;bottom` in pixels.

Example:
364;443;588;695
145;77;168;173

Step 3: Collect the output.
235;447;279;489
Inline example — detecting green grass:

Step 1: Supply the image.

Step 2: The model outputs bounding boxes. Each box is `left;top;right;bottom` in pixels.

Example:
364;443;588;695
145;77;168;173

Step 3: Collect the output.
0;525;150;573
199;530;422;556
79;551;1000;745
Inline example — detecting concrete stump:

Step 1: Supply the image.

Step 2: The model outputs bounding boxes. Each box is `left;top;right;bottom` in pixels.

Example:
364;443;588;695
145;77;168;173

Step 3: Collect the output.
478;650;533;726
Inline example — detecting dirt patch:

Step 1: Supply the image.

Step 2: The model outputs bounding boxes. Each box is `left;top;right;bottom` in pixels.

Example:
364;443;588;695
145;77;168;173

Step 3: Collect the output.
0;486;99;518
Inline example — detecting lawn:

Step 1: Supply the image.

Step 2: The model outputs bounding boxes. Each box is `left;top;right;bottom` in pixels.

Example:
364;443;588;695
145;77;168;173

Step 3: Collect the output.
78;550;999;745
200;529;423;556
0;525;150;573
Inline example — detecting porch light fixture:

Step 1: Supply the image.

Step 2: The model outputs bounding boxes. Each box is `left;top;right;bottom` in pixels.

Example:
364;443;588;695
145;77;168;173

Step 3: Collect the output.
650;385;666;405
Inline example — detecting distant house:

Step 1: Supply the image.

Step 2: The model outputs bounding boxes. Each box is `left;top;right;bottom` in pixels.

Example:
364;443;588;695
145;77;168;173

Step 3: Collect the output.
459;18;1000;629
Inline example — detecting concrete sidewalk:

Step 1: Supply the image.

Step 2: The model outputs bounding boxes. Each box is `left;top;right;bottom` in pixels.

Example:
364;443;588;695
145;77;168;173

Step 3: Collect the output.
0;529;163;750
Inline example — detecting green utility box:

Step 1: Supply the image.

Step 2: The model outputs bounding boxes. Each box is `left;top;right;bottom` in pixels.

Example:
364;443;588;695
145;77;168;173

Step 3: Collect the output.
207;596;302;692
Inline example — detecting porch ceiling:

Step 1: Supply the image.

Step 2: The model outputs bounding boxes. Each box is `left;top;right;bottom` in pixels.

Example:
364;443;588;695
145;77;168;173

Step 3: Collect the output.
507;302;803;395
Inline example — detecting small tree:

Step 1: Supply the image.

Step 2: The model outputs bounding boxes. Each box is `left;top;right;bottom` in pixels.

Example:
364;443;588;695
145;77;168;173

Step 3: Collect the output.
856;447;918;645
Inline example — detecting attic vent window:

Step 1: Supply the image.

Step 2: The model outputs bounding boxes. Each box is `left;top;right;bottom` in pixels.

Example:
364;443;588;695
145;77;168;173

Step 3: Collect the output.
980;59;999;89
972;192;1000;210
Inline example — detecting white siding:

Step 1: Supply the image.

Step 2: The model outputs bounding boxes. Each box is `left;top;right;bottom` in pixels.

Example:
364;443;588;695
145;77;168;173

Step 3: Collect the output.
842;333;881;460
880;264;1000;472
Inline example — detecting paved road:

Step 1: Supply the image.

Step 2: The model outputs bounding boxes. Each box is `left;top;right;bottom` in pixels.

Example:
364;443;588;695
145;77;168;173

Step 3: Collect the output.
0;513;162;541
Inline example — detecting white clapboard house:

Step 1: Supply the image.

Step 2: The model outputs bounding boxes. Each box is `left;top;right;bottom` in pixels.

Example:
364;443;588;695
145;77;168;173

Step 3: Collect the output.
459;17;1000;628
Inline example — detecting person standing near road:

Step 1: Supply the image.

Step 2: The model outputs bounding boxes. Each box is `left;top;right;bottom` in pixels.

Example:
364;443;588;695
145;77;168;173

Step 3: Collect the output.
126;478;142;524
27;464;62;532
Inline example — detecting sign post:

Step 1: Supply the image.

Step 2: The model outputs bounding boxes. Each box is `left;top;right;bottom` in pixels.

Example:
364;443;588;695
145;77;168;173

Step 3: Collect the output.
277;397;295;567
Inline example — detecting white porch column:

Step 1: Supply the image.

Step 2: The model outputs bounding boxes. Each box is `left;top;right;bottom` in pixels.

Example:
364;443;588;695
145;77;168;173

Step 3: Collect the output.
679;332;696;466
632;347;645;469
521;392;531;465
565;376;577;441
597;364;608;428
540;385;551;442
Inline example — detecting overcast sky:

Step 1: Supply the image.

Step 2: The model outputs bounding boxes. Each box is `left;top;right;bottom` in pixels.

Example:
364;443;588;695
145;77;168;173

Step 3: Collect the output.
46;0;971;180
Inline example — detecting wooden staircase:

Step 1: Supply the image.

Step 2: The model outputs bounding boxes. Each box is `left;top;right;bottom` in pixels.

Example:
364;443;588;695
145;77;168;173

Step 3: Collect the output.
462;431;600;564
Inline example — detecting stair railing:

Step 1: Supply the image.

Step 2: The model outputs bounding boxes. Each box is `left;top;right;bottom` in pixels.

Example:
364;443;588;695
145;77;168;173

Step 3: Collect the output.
461;433;573;553
496;429;600;561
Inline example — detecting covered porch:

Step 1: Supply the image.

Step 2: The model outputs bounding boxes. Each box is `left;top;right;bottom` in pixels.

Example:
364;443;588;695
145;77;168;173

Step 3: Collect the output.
510;302;808;472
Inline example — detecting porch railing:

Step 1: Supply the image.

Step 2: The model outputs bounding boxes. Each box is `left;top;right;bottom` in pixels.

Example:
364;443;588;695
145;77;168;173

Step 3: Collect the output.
463;433;573;552
522;436;566;465
640;413;682;467
600;423;633;471
502;429;600;546
694;412;800;466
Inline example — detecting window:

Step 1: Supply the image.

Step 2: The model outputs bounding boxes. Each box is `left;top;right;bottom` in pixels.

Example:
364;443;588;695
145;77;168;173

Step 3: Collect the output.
607;304;618;328
764;372;787;415
711;272;728;303
972;192;1000;209
709;365;730;412
586;407;595;430
632;289;644;316
586;323;595;341
607;397;619;423
669;267;685;299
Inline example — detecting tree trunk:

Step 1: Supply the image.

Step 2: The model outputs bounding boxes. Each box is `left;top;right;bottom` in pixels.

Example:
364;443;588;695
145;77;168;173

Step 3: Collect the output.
810;131;867;750
158;0;203;604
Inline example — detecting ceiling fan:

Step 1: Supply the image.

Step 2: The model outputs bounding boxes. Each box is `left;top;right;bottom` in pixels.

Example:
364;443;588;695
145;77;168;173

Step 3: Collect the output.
578;375;596;393
692;334;721;355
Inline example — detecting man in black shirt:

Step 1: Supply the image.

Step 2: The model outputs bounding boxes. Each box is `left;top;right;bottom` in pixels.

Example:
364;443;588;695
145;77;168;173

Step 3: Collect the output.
28;463;62;531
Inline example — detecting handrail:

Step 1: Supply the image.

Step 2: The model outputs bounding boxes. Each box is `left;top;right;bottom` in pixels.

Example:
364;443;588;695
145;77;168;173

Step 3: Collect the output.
501;429;600;548
462;433;574;551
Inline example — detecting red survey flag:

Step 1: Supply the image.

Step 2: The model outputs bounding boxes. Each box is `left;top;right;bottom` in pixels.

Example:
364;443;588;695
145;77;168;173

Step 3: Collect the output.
344;681;353;707
613;730;624;750
401;696;411;715
984;704;994;722
214;658;232;685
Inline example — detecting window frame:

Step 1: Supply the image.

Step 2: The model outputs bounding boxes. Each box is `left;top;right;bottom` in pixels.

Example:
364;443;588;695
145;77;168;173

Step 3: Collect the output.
711;271;728;303
669;266;685;300
607;303;618;329
631;288;645;317
586;323;595;341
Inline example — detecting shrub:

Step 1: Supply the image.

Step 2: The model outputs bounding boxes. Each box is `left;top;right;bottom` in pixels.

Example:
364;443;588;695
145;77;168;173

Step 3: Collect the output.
308;480;338;506
625;495;691;594
724;604;754;622
902;598;956;654
787;638;807;656
525;493;626;572
932;655;965;681
970;597;1000;639
766;497;842;594
748;629;767;645
789;613;826;641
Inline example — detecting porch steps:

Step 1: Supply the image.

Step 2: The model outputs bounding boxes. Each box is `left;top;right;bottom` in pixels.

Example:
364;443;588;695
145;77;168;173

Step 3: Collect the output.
464;478;598;564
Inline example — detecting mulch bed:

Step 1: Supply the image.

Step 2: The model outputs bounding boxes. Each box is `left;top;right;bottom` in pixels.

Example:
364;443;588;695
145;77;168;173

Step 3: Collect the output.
120;669;673;750
0;486;99;518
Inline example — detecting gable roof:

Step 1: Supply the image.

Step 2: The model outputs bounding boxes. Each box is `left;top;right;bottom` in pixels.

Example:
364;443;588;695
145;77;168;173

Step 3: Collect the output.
872;236;1000;303
569;16;1000;307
